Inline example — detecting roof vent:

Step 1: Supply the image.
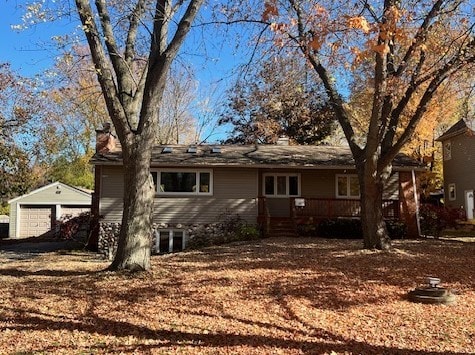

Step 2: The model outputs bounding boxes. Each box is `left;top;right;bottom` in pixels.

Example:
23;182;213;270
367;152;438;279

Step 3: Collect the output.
187;146;197;153
211;146;221;154
162;147;173;154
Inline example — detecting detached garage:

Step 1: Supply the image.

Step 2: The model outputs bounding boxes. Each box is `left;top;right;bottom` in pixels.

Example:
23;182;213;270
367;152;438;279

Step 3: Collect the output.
8;182;91;239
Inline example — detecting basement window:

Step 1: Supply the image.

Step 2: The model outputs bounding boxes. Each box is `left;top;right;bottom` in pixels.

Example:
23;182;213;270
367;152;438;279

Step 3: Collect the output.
155;230;185;253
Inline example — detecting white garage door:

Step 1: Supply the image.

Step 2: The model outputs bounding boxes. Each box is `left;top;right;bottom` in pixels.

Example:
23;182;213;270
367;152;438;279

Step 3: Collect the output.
19;206;54;238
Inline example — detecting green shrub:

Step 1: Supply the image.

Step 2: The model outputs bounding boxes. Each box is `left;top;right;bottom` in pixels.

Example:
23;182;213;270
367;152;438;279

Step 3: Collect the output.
238;224;261;240
296;223;318;237
187;211;261;249
317;218;362;239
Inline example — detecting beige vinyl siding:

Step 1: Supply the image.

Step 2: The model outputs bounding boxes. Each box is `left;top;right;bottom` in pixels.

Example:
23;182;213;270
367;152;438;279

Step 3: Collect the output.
300;170;399;199
61;206;91;219
8;202;18;238
100;167;259;224
17;185;90;204
442;134;475;209
154;168;258;224
301;170;341;198
99;166;125;222
265;198;291;217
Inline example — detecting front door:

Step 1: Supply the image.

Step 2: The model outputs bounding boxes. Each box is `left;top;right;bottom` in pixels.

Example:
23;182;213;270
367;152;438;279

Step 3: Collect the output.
465;190;474;220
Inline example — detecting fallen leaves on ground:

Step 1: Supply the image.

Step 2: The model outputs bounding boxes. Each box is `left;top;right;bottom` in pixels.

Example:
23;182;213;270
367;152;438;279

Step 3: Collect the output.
0;238;474;354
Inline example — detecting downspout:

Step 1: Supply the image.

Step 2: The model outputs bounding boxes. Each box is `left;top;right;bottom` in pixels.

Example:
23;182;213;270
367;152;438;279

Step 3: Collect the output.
412;169;421;237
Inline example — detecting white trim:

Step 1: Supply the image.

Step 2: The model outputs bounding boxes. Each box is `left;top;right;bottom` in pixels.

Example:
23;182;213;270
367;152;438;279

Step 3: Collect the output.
9;201;90;206
168;231;174;252
15;203;20;238
443;140;452;161
56;204;62;221
151;169;213;196
412;169;421;237
8;181;91;204
155;229;186;253
464;190;474;220
448;183;456;201
335;174;360;199
262;173;301;198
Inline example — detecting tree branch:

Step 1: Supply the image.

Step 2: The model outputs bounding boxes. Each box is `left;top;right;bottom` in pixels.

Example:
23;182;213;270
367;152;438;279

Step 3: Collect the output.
288;0;361;158
394;0;446;77
75;0;131;142
139;0;204;134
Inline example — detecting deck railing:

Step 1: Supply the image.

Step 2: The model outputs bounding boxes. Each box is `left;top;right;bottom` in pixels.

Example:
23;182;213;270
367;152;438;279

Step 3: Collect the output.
291;198;400;220
257;197;400;222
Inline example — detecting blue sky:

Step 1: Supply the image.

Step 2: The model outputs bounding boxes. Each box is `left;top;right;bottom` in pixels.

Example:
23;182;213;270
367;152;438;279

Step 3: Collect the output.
2;1;71;76
2;1;246;81
1;1;250;141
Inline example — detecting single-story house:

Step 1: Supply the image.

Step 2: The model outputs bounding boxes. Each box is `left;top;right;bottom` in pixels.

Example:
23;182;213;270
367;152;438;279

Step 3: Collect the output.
8;182;92;239
91;126;425;255
436;119;475;220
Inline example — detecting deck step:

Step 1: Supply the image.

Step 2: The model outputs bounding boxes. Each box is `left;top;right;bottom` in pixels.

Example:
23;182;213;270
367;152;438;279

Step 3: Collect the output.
267;219;297;237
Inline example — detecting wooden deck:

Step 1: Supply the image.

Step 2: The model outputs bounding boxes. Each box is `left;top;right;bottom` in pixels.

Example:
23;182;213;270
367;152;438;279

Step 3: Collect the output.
258;196;401;236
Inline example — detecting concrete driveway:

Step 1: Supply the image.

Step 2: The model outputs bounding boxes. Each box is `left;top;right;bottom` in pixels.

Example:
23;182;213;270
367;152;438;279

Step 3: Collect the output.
0;239;84;260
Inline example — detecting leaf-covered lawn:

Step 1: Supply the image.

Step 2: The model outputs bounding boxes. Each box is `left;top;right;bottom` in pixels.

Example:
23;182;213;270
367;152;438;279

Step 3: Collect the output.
1;238;474;354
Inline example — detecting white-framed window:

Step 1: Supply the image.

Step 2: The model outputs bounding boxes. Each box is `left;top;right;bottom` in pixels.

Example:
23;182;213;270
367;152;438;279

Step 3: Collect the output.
151;169;212;195
448;183;456;201
155;229;185;253
263;173;300;197
336;174;360;198
443;141;452;160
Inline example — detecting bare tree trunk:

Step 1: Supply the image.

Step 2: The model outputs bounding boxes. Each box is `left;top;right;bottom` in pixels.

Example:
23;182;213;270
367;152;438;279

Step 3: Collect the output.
108;142;155;271
358;161;392;250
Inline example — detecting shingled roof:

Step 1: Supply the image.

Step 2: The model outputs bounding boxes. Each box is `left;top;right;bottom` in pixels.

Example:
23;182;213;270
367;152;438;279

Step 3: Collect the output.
91;144;425;170
436;119;474;141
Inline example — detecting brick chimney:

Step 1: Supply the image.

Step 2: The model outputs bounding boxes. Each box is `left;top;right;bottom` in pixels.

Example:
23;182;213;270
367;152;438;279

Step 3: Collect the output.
95;123;116;153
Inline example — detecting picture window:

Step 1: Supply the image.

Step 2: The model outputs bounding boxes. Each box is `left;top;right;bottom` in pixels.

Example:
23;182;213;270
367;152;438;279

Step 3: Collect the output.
151;170;212;195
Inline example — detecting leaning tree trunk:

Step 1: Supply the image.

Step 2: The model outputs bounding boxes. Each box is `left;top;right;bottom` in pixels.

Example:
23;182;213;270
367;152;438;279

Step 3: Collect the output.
358;163;392;251
108;141;155;271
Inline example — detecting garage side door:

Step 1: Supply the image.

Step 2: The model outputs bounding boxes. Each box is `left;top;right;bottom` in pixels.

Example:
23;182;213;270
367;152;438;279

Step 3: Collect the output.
19;205;54;238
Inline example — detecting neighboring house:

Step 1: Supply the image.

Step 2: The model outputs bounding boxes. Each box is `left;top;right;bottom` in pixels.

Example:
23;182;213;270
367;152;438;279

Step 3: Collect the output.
436;119;475;220
0;215;9;238
8;182;92;239
91;126;425;255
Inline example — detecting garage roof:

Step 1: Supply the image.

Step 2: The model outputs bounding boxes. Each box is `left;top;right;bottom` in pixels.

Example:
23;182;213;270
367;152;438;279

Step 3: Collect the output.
8;181;91;204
